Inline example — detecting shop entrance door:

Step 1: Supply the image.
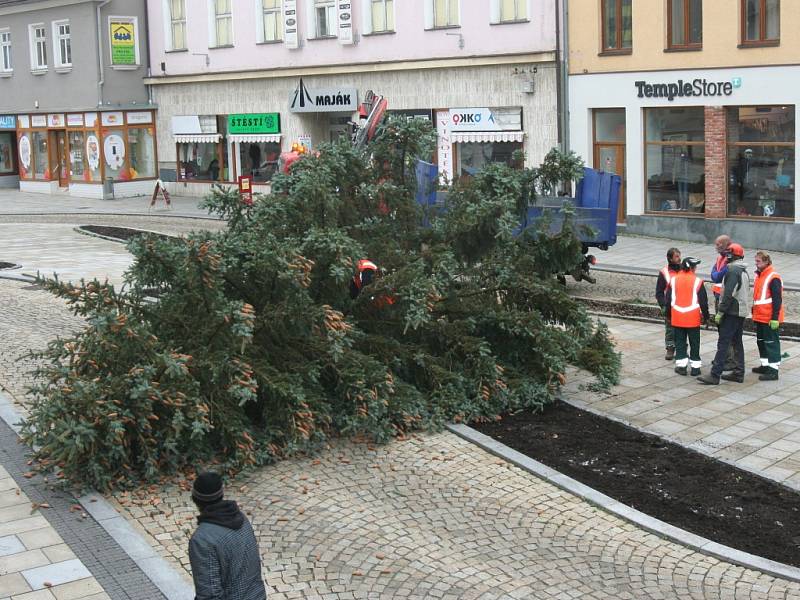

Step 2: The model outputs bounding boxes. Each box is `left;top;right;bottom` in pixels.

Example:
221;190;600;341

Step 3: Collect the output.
595;145;626;223
593;109;626;224
56;131;68;187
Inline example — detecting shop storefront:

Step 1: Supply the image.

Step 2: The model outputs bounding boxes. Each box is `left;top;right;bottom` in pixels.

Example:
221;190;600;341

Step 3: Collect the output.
0;115;18;188
436;107;525;183
570;65;800;251
14;109;157;198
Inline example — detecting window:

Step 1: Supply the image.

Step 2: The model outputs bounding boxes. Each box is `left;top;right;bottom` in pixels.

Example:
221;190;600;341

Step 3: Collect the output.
500;0;527;22
742;0;779;44
53;21;72;68
727;106;794;219
0;132;15;174
601;0;632;52
261;0;283;42
456;142;522;178
178;143;222;181
668;0;701;49
68;130;87;182
30;24;47;70
0;30;11;72
371;0;394;32
314;0;337;37
212;0;233;46
170;0;187;50
433;0;459;27
240;141;280;182
32;131;48;179
644;107;705;214
128;127;156;179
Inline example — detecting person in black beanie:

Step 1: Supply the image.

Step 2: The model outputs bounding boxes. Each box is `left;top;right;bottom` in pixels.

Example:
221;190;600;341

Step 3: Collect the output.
188;472;267;600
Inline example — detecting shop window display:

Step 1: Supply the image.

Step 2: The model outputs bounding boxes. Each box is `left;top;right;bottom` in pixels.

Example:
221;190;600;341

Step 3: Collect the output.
127;128;156;179
240;142;280;182
0;132;14;174
727;106;794;219
456;142;522;178
103;130;126;180
68;131;85;182
178;142;221;181
644;107;705;213
32;131;48;179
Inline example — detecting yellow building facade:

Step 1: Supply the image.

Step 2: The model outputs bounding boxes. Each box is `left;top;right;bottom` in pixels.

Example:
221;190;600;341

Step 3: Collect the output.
568;0;800;250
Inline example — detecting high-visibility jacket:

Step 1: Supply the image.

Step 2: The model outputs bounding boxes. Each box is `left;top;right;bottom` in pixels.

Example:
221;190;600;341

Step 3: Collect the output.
353;259;378;291
752;265;784;324
711;254;727;296
670;271;703;328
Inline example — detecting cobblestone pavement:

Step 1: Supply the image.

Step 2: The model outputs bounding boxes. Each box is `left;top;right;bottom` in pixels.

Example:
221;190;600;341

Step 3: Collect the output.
113;433;800;599
564;316;800;491
565;270;800;321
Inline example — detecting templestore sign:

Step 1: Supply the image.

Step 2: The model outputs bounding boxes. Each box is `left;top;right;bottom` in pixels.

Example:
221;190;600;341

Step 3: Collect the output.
634;77;742;102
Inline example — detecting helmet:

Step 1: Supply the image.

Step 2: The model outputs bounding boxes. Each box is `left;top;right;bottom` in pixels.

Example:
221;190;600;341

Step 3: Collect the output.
726;243;745;259
681;257;701;270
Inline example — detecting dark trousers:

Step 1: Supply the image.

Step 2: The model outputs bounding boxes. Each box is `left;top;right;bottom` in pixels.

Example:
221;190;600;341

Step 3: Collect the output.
756;322;782;368
711;315;745;378
674;327;701;367
664;314;675;349
714;295;737;367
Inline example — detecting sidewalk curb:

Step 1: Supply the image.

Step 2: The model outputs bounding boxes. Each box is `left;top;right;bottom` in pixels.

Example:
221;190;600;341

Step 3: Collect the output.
0;211;222;222
446;423;800;584
0;390;194;600
72;226;179;244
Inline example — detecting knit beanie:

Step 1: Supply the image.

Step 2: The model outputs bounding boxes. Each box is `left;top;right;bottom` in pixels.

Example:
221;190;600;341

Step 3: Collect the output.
192;472;224;504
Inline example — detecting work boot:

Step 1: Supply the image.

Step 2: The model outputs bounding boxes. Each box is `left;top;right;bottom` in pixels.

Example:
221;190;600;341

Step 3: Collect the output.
752;365;769;374
758;368;779;381
722;363;737;372
665;347;675;361
697;374;720;385
721;372;744;383
674;366;687;376
690;367;701;377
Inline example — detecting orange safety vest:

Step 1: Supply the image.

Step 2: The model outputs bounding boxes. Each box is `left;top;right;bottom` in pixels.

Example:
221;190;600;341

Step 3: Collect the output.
711;254;726;296
752;265;784;324
670;271;703;328
352;259;378;291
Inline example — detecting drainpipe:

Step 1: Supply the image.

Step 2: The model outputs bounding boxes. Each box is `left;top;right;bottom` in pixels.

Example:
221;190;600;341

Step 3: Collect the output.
143;0;153;105
96;0;112;107
557;0;570;154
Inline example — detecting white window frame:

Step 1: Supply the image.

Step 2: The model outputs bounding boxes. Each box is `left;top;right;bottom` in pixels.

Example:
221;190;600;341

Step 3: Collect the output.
52;19;72;70
425;0;460;29
362;0;394;34
0;29;11;73
208;0;234;48
490;0;531;24
310;0;337;38
29;23;48;71
256;0;283;43
163;0;187;51
108;16;141;68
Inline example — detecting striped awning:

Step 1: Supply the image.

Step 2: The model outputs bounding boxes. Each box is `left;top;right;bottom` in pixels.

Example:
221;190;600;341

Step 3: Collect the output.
450;131;525;143
229;134;282;144
173;133;221;144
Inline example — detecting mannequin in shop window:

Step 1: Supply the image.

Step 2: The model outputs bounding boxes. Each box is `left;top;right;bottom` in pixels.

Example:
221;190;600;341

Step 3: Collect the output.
672;147;690;210
248;143;262;177
732;148;755;216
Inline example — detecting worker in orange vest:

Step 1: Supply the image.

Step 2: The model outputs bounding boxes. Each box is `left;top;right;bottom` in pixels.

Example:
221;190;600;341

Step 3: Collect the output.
752;251;784;381
667;257;710;376
350;259;378;299
655;247;682;360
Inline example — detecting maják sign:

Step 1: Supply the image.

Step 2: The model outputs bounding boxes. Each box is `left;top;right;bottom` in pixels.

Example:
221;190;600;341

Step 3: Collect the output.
289;78;358;113
634;77;741;102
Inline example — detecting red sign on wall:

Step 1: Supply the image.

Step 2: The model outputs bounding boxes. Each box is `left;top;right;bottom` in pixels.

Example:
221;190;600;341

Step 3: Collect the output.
238;175;253;206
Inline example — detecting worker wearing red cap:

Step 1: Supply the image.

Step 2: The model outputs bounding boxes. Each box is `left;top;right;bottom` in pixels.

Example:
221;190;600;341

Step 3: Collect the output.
698;243;751;385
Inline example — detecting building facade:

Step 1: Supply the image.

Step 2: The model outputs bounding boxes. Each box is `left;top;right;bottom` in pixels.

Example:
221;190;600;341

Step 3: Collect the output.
0;0;156;198
146;0;563;197
568;0;800;250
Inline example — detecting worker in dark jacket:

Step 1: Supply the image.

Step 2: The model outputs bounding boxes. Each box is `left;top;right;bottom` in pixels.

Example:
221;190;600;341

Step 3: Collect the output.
752;250;784;381
698;243;750;385
655;247;682;360
666;257;710;377
711;234;737;371
189;472;267;600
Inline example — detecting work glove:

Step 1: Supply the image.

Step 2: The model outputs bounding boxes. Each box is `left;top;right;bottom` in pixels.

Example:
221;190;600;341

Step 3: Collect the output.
769;320;780;331
713;313;723;325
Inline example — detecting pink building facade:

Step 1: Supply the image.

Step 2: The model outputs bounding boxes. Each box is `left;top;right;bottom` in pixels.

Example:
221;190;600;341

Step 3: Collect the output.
147;0;562;196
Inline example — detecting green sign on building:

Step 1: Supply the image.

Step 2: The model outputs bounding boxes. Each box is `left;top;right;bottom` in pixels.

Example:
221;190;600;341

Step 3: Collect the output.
228;113;281;135
110;21;136;65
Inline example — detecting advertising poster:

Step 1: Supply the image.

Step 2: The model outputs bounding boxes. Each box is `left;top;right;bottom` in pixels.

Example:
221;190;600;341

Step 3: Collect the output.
86;135;100;171
110;20;136;65
104;134;125;169
18;135;31;170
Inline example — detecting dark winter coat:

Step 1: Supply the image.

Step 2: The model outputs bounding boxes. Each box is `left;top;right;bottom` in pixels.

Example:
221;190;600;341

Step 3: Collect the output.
717;261;751;319
188;501;267;600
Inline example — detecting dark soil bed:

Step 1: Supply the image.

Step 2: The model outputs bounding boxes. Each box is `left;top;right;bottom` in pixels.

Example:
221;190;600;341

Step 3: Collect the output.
0;262;17;270
473;401;800;567
79;225;175;243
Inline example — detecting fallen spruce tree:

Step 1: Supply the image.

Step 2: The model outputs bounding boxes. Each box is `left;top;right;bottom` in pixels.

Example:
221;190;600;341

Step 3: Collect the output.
22;117;620;490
